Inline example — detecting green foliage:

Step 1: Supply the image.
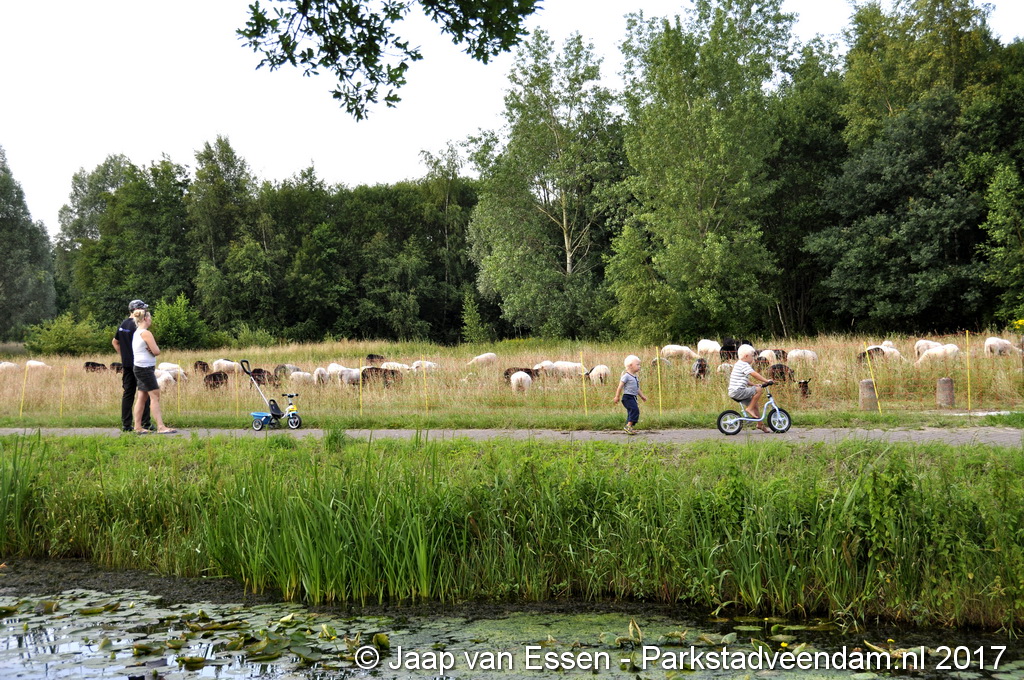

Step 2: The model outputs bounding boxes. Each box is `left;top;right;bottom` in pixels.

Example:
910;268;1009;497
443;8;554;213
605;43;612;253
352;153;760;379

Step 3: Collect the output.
23;312;109;356
233;323;277;349
980;163;1024;320
460;290;491;343
151;294;209;350
238;0;539;119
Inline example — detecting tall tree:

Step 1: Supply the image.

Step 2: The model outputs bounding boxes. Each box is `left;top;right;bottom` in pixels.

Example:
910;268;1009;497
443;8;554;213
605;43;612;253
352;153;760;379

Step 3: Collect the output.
0;147;56;339
609;0;794;341
239;0;540;118
979;162;1024;321
468;30;620;338
186;136;256;269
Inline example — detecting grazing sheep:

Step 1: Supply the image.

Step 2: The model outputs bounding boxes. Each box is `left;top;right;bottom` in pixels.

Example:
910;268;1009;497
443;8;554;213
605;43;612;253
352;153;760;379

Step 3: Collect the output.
468;352;498;367
289;371;315;385
882;340;895;348
915;343;961;365
545;361;586;379
717;361;733;374
380;361;411;372
770;348;789;361
758;349;777;363
338;368;361;385
361;366;402;387
720;337;751;361
787;349;818;362
692;358;708;380
193;360;210;374
857;346;886;363
509;370;532;392
110;362;124;374
84;361;107;372
154;369;176;391
204;372;229;389
662;344;698;360
274;364;302;380
0;361;17;372
250;367;276;386
313;367;330;384
697;339;722;356
157;362;187;380
503;367;538;382
753;356;770;370
798;379;811;398
411;360;438;372
365;353;386;365
915;339;943;358
212;359;241;374
532;360;554;372
26;360;50;369
985;337;1021;356
768;363;795;382
587;364;611;385
650;357;672;367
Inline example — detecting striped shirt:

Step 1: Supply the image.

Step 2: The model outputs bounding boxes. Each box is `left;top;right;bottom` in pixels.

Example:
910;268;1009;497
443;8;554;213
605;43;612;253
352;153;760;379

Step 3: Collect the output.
619;371;640;396
728;360;754;397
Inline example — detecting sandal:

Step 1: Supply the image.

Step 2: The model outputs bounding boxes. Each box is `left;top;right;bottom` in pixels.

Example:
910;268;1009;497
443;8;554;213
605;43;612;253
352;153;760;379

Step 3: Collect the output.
157;429;178;435
134;430;150;435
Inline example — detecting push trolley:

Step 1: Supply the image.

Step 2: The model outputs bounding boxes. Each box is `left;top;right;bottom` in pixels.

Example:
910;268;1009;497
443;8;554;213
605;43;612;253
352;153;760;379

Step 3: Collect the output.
717;380;791;435
241;359;303;431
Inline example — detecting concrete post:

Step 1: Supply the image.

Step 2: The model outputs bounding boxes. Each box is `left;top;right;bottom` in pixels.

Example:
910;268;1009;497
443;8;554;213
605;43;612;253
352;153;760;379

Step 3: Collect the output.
859;379;878;411
936;377;955;408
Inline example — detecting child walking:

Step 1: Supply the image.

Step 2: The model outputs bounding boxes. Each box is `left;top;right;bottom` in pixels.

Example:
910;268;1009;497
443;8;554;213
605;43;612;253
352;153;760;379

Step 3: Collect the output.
612;355;647;435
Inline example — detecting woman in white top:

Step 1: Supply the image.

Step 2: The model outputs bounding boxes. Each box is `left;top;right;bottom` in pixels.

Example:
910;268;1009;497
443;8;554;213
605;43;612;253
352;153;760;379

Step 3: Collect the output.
130;309;176;434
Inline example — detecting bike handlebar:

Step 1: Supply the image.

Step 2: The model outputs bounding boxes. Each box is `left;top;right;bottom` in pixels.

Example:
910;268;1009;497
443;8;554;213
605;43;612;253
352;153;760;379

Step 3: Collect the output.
761;380;775;387
240;359;252;375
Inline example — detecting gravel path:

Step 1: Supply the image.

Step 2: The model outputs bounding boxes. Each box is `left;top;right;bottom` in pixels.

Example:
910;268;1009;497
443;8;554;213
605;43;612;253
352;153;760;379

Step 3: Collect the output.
1;425;1021;447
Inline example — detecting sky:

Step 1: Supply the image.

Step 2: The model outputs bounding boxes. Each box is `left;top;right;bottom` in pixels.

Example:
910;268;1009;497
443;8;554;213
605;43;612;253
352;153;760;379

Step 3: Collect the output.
2;0;1023;236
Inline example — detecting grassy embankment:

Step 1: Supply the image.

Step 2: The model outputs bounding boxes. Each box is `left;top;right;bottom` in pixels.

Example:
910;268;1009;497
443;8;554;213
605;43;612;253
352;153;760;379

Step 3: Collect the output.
1;335;1022;430
2;432;1023;630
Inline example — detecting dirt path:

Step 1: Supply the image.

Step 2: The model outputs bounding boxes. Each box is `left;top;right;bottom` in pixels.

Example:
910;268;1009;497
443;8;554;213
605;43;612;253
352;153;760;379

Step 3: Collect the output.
1;425;1021;447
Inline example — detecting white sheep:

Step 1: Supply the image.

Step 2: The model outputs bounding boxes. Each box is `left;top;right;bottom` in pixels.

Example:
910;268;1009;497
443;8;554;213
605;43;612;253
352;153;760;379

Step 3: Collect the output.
697;339;722;356
338;368;361;385
411;360;438;372
915;343;960;365
327;362;347;377
532;360;554;372
882;340;896;348
545;360;586;379
0;362;18;372
509;370;532;392
26;360;50;369
313;367;330;384
468;352;498;366
588;365;611;385
380;361;411;372
787;349;818;362
289;371;315;384
758;349;778;362
212;359;241;374
866;345;904;361
914;340;942;358
717;362;733;374
984;337;1021;356
157;362;188;380
154;369;176;390
661;344;698;360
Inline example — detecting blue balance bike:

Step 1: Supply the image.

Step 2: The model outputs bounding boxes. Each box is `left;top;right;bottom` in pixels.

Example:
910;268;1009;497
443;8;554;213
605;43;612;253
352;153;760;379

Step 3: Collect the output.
241;360;302;431
717;380;791;435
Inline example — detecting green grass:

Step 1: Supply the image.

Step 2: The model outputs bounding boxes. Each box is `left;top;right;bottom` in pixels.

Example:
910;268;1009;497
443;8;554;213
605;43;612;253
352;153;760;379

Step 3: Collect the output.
2;432;1023;630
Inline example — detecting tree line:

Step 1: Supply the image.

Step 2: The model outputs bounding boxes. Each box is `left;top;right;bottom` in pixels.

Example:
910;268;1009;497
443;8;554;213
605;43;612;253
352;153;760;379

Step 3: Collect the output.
3;0;1024;348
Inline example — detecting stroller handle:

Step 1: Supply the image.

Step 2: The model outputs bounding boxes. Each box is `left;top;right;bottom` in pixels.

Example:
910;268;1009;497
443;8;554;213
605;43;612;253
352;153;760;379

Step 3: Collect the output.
240;359;252;375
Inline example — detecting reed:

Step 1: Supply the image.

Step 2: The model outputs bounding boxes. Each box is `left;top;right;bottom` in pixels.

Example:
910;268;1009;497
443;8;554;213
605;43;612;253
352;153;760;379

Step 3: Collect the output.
1;433;1023;629
1;334;1022;430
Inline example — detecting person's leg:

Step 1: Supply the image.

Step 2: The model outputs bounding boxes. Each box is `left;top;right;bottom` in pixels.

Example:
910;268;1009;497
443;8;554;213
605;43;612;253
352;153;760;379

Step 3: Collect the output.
121;370;136;431
745;386;763;418
133;391;148;432
149;389;168;431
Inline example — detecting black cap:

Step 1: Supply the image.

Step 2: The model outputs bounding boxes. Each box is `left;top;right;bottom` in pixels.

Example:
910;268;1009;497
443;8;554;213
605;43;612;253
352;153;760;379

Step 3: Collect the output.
128;299;148;311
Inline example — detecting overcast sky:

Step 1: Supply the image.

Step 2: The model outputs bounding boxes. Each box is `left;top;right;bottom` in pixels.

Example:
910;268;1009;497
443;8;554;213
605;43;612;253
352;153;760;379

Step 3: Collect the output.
2;0;1022;236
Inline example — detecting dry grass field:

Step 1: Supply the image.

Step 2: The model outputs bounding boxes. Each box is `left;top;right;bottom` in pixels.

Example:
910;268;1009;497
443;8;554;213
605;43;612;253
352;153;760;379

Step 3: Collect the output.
1;334;1022;429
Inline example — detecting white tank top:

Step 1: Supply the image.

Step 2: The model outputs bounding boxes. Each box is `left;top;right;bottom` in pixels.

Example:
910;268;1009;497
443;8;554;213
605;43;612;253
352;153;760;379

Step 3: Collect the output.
132;329;157;367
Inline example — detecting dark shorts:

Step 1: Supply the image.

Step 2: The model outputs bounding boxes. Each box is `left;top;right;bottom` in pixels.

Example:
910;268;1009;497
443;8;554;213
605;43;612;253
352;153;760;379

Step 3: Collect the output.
729;386;758;407
134;365;159;392
622;394;640;424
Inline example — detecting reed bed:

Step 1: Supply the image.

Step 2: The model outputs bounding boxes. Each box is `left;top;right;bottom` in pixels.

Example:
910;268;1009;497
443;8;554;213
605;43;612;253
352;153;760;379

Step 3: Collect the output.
1;334;1022;429
1;432;1023;630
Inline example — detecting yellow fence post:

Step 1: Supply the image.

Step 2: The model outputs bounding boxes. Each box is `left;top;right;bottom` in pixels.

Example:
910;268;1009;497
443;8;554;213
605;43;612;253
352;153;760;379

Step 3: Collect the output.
863;343;883;414
60;365;67;419
19;363;29;418
656;346;664;417
422;356;429;414
358;367;363;417
580;351;588;417
966;329;972;413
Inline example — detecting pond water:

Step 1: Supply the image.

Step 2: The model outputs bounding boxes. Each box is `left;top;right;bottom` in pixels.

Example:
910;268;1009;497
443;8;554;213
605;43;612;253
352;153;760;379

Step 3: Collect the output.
1;589;1021;680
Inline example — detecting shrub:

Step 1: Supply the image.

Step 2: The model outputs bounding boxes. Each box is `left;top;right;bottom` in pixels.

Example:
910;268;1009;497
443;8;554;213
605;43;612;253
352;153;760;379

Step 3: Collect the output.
23;313;109;356
233;323;277;348
151;294;210;350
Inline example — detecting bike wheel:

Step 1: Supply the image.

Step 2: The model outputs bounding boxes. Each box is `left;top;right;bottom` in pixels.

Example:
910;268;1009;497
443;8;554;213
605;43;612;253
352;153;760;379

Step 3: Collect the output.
717;410;743;435
768;407;791;433
252;418;264;431
287;413;302;430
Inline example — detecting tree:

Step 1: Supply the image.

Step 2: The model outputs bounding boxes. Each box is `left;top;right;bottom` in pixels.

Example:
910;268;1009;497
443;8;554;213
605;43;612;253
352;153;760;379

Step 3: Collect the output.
0;147;56;339
239;0;540;119
468;30;620;338
979;163;1024;321
610;0;793;341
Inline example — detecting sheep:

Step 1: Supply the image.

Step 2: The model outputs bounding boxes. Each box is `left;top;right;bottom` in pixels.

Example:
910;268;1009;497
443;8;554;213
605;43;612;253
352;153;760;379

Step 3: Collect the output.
882;340;896;348
985;337;1021;356
289;371;315;385
650;357;672;367
503;367;538;382
0;361;18;372
720;337;751;361
544;361;585;379
365;353;386;365
313;367;330;384
157;362;187;380
768;363;795;382
250;367;276;386
111;362;124;373
361;366;402;387
532;360;554;372
717;362;733;374
758;349;778;363
338;368;362;385
212;359;241;374
753;356;770;370
770;348;789;361
797;379;811;398
154;369;176;391
915;339;943;358
857;346;885;363
662;344;698;360
787;349;818;362
692;358;708;380
84;361;107;372
380;361;411;372
204;372;228;389
468;352;498;367
411;360;438;372
697;339;722;356
274;364;302;380
193;360;210;374
587;364;611;385
915;343;961;365
26;360;50;369
509;370;532;392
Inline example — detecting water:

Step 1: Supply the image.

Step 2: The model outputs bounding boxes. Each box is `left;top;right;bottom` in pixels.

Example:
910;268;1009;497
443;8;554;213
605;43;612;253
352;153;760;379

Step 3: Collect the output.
1;589;1021;679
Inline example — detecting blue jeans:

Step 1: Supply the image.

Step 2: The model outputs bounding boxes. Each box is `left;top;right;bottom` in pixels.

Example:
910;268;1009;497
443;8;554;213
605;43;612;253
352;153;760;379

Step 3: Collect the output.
622;394;640;425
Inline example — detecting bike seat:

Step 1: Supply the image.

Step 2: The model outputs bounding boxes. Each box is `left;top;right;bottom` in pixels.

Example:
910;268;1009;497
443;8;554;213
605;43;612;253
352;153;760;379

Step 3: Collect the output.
268;399;284;418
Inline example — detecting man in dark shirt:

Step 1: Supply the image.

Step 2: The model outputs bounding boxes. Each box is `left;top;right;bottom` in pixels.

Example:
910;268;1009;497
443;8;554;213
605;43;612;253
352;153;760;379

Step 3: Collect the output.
112;299;152;431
